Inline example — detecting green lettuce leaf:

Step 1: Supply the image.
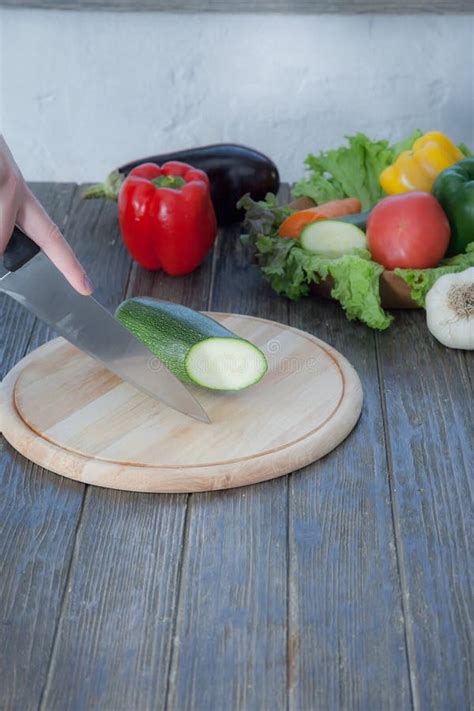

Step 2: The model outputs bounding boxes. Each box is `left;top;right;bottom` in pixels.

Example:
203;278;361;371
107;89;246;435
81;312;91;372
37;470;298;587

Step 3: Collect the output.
292;130;422;211
395;243;474;306
459;142;472;157
238;192;290;235
308;252;392;330
390;129;424;158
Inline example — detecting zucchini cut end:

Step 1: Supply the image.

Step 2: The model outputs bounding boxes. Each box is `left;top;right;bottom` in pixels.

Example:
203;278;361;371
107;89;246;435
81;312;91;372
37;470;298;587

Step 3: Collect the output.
185;338;268;390
301;219;367;257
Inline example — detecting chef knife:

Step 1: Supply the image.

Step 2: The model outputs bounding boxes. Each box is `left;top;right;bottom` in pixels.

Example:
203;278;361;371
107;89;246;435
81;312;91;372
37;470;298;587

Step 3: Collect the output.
0;227;210;423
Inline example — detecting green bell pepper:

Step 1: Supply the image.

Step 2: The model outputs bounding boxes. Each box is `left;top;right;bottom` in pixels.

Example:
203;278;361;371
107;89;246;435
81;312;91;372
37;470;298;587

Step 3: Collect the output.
432;158;474;256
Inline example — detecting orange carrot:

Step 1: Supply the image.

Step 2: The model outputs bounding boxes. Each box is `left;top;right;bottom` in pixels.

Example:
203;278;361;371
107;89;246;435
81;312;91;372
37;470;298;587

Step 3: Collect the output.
278;197;362;239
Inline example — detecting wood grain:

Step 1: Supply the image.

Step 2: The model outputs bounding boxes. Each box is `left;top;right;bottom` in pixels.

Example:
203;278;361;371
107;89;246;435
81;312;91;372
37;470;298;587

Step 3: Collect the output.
0;185;143;710
375;311;473;710
41;488;189;711
166;220;292;709
1;181;472;710
39;230;215;709
168;479;290;711
287;295;412;709
2;313;362;491
0;183;85;711
0;0;471;12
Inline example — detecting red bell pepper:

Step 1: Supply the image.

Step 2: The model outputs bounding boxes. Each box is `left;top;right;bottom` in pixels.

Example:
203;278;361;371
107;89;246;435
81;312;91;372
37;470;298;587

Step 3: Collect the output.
118;161;217;275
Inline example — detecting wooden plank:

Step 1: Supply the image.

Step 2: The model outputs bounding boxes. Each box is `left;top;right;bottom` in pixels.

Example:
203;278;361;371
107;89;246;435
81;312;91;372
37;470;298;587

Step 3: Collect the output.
40;234;215;708
166;220;290;709
40;488;189;711
167;481;290;710
0;183;86;711
1;185;143;710
463;350;473;389
0;0;471;13
287;295;411;709
376;311;473;709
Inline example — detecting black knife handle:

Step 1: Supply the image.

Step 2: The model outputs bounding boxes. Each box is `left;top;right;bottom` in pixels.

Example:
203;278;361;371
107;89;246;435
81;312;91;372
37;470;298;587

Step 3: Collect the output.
3;227;40;272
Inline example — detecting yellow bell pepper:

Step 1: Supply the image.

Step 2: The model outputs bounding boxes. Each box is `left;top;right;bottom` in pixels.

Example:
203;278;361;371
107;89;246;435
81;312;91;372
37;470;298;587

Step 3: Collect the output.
380;131;464;195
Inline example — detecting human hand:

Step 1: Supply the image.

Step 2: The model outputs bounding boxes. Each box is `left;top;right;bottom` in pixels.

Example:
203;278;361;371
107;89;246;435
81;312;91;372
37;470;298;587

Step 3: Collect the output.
0;135;93;294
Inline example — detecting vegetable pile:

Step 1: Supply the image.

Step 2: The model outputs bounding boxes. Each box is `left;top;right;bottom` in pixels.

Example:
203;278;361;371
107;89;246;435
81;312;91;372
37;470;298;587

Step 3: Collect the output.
240;131;474;333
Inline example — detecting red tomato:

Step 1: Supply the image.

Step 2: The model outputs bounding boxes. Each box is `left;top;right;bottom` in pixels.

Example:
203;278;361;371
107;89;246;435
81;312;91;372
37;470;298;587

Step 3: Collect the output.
367;192;450;269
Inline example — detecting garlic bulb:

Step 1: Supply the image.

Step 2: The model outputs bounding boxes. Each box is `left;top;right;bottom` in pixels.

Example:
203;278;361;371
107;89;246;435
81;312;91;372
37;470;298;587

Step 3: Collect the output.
426;267;474;350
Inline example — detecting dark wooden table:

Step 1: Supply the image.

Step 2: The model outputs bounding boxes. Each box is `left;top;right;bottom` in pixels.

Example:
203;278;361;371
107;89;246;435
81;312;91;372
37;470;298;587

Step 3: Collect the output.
1;183;472;711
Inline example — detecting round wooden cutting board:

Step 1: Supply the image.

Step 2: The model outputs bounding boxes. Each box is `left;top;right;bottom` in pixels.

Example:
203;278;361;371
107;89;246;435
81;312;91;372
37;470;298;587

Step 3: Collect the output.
0;313;363;493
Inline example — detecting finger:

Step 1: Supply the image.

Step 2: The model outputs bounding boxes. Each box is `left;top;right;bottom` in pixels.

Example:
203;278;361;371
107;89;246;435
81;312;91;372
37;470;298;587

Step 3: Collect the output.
0;180;20;254
17;191;94;295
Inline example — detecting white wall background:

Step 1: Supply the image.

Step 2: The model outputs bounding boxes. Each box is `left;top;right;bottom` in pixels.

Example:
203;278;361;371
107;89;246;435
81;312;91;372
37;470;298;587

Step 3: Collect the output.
0;9;473;183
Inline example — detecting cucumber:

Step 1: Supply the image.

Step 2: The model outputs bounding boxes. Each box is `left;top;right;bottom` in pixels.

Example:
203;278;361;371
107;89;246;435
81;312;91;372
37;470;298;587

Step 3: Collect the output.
300;219;368;257
115;298;268;391
337;209;371;231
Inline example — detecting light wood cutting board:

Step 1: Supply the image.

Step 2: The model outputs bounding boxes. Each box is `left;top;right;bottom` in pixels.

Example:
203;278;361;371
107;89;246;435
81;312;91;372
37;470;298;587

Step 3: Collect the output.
0;313;362;493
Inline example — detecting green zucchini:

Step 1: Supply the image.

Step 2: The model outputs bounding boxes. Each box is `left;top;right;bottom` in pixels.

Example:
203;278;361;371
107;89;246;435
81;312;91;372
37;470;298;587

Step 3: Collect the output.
300;219;368;257
336;209;371;231
115;297;268;391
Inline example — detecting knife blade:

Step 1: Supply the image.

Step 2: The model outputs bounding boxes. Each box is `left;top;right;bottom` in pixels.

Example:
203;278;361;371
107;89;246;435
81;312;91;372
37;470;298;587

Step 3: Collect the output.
0;228;210;423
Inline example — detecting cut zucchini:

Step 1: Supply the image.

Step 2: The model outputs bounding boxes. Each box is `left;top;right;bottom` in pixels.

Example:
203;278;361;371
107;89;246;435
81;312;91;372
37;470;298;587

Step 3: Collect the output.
116;298;268;391
300;219;368;258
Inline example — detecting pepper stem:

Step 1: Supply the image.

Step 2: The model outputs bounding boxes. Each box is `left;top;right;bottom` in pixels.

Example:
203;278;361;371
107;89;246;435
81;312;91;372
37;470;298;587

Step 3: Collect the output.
151;175;186;190
82;170;123;200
